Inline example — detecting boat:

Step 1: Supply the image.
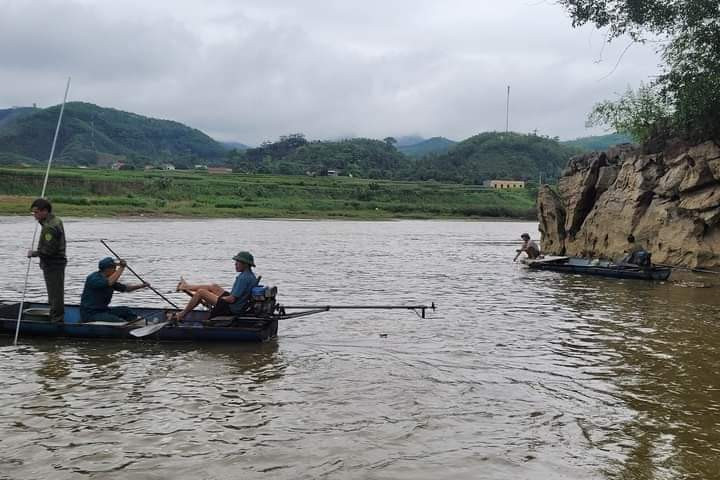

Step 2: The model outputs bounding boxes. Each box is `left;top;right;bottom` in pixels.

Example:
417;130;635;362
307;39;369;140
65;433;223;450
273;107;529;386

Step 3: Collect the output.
522;256;672;281
0;301;318;343
1;292;434;343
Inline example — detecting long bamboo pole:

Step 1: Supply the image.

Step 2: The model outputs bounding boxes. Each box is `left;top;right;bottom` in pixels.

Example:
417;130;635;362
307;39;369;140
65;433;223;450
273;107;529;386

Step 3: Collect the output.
14;78;71;345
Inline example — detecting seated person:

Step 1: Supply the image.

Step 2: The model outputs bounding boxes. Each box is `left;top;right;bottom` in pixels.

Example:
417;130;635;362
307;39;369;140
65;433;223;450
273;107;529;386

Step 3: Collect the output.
80;257;149;323
513;233;541;261
174;251;257;322
619;234;651;267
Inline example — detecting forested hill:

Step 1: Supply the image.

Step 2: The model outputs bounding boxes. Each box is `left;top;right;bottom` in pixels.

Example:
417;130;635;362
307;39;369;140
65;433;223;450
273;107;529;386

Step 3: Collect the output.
228;134;408;178
228;132;575;183
410;132;575;183
0;102;226;167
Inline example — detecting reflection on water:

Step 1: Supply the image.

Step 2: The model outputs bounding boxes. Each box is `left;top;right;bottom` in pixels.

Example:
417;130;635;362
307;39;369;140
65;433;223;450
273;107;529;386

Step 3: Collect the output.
1;216;720;479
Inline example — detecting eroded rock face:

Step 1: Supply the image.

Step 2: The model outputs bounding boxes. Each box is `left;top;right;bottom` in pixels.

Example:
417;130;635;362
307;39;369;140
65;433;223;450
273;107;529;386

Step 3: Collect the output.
537;141;720;268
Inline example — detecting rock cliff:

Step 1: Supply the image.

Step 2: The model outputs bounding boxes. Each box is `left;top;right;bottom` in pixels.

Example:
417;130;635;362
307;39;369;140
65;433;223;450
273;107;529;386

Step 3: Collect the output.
537;141;720;269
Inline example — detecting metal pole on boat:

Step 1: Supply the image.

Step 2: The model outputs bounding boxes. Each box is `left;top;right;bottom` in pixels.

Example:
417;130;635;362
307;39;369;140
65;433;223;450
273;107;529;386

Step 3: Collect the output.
14;77;71;346
280;303;436;318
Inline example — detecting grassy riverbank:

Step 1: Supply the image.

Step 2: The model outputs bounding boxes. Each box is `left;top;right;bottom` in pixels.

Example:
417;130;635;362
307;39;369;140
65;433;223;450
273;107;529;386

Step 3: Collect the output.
0;167;537;219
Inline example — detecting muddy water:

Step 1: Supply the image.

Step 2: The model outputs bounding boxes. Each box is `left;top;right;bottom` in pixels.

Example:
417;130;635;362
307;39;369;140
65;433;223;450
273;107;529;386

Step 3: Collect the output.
1;217;719;479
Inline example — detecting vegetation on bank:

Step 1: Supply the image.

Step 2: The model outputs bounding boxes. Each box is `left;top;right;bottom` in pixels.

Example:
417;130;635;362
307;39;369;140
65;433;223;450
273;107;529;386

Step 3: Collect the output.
0;167;538;219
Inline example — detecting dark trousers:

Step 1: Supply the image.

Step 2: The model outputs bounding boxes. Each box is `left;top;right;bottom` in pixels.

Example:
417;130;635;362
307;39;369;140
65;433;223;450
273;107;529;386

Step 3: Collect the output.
42;266;65;322
85;306;138;323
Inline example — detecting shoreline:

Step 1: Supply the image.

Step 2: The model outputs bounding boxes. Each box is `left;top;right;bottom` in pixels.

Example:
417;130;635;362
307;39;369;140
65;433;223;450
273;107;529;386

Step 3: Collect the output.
0;209;536;223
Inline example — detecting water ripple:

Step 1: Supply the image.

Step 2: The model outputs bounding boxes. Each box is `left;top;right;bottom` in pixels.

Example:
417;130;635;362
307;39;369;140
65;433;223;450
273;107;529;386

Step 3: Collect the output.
2;217;720;479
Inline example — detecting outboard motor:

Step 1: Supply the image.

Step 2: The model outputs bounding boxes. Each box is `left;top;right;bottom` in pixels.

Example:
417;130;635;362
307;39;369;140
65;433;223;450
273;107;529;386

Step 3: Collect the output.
251;285;278;315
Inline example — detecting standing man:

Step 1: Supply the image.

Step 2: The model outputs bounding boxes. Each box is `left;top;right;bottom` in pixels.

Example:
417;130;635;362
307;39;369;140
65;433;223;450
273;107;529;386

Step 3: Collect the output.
27;198;66;323
80;257;149;323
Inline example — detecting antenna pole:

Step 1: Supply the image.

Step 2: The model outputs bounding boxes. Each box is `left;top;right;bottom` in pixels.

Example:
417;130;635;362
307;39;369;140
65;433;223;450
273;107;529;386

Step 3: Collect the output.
505;85;510;133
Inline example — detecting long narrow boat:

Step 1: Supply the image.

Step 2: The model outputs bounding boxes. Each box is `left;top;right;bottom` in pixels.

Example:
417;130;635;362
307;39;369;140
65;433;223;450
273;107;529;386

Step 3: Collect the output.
522;256;672;281
1;298;434;343
0;302;327;343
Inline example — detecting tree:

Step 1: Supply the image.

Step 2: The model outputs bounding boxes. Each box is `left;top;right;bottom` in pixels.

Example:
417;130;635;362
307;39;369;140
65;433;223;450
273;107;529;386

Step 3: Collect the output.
587;83;673;143
559;0;720;140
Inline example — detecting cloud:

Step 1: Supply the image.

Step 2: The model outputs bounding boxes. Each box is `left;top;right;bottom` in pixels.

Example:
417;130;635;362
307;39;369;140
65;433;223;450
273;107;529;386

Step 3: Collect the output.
0;0;661;144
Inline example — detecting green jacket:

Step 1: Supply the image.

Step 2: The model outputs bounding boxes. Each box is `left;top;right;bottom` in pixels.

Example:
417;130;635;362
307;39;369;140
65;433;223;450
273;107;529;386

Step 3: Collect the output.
37;214;67;268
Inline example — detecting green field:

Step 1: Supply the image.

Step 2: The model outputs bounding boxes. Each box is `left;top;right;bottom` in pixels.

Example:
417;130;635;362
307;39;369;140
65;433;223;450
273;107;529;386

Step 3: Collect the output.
0;167;538;219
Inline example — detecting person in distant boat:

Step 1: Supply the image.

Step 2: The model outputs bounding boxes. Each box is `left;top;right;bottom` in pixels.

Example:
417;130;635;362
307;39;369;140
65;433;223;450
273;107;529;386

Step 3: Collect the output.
619;234;651;268
174;251;257;322
513;233;541;261
80;257;149;323
27;198;67;323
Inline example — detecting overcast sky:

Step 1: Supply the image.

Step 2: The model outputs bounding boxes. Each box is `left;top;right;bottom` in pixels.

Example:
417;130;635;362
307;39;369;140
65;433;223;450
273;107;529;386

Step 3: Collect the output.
0;0;661;145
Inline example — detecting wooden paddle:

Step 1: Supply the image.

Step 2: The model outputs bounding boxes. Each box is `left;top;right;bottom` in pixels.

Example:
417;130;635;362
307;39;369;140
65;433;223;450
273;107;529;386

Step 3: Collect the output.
130;320;171;337
100;239;180;309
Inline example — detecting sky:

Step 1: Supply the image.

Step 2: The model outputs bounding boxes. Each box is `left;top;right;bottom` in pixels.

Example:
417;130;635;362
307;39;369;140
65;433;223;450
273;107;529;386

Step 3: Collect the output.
0;0;662;145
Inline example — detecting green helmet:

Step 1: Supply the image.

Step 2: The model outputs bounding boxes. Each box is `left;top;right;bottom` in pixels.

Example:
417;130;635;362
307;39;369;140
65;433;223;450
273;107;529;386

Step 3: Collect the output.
232;251;255;267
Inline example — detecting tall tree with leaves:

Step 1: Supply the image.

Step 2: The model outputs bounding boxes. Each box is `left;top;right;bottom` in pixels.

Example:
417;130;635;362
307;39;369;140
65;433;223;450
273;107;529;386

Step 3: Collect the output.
559;0;720;141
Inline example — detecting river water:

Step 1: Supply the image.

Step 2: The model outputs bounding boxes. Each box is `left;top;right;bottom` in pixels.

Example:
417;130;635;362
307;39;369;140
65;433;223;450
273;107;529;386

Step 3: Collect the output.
1;217;719;479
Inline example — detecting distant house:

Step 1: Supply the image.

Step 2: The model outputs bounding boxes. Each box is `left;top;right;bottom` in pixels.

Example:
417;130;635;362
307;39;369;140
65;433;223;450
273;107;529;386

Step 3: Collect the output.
162;164;176;171
483;180;525;189
111;162;125;170
194;165;208;170
207;167;233;174
327;170;339;176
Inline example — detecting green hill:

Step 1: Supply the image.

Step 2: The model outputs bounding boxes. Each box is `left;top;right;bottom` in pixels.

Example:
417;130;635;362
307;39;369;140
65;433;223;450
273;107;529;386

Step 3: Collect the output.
561;133;634;152
398;137;456;157
229;134;409;178
0;102;226;167
409;132;574;184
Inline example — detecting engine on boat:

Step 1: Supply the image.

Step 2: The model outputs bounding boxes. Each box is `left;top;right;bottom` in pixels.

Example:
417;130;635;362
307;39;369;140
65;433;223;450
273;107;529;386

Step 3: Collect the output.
250;285;278;315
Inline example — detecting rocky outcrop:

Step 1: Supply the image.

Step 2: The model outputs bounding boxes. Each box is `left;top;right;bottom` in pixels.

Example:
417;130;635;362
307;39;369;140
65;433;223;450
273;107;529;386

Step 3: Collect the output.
537;141;720;269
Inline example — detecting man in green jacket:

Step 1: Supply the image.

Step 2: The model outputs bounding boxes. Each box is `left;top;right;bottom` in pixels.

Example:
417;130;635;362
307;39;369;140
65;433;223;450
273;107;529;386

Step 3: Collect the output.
27;198;67;323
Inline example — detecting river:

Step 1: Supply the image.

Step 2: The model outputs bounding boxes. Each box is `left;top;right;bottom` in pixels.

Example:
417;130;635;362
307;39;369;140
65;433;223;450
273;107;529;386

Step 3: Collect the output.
1;217;719;479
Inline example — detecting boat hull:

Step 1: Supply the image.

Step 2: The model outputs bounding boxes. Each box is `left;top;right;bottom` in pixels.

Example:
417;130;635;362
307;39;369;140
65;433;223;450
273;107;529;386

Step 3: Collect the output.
523;257;672;281
0;302;279;343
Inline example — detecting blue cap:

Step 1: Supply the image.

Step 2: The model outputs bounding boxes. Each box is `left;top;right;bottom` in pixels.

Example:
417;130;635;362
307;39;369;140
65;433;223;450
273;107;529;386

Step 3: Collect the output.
98;257;117;270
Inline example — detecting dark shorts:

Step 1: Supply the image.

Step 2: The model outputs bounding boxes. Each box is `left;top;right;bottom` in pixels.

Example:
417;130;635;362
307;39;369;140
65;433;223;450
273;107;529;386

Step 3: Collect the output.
209;292;232;318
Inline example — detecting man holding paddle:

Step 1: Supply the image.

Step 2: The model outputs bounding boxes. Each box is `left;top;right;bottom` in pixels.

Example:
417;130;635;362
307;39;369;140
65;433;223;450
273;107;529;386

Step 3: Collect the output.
79;257;150;323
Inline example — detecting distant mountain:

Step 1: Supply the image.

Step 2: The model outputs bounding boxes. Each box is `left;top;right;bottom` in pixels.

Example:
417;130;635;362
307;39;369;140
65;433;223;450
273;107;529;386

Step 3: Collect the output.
410;132;575;184
0;102;226;167
398;137;456;157
220;141;250;151
562;133;635;152
393;135;426;147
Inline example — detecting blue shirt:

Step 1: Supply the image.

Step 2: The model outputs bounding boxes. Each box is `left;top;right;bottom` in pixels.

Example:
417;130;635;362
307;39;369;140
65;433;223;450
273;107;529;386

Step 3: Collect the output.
80;271;128;320
228;269;257;314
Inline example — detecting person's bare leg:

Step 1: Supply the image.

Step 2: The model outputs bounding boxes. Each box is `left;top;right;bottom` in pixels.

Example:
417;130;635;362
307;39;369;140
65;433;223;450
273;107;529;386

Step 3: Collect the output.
178;278;224;295
176;289;220;321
